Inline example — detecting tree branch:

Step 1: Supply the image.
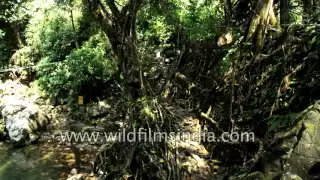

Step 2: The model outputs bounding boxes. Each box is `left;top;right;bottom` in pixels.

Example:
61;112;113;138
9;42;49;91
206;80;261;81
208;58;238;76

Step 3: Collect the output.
106;0;120;18
120;0;143;17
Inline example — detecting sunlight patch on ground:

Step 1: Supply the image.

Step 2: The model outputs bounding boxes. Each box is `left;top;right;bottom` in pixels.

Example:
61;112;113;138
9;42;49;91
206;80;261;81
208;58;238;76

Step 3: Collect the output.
39;151;54;161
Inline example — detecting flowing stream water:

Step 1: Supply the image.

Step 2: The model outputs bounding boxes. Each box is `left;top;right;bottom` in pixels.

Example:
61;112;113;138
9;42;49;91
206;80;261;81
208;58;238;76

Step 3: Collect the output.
0;140;92;180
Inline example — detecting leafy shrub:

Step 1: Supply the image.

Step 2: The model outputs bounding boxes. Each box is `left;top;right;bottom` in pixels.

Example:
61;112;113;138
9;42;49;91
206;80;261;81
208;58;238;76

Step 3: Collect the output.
10;46;35;66
180;0;223;40
36;32;117;104
138;15;174;46
25;6;77;62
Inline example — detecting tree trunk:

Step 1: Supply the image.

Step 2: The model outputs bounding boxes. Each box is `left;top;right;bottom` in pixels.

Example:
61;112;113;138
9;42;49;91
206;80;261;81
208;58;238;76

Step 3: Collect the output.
10;22;23;48
280;0;290;25
245;0;274;51
302;0;312;22
84;0;142;81
224;0;233;26
70;9;79;49
83;0;143;123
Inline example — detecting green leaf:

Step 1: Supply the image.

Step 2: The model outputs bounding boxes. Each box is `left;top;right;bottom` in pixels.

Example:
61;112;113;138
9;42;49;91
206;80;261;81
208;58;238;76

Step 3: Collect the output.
280;118;289;127
269;119;281;132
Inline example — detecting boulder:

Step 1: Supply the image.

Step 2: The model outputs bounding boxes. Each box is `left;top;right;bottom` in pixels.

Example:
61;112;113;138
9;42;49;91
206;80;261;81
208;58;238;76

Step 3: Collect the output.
251;101;320;179
70;168;78;175
280;173;302;180
67;174;84;180
282;104;320;179
1;99;49;146
0;80;51;146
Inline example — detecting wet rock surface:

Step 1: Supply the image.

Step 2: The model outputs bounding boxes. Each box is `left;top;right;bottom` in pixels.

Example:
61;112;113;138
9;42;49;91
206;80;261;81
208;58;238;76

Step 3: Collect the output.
0;80;104;179
2;102;49;146
246;101;320;180
0;80;50;146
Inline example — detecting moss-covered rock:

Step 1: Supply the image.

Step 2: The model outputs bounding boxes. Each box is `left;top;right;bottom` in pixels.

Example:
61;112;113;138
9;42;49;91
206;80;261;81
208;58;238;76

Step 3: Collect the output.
2;102;50;147
250;101;320;179
279;173;302;180
285;101;320;179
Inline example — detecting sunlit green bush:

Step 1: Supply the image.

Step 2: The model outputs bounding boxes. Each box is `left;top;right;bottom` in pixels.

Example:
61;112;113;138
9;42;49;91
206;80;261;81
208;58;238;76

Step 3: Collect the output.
36;32;117;104
25;6;78;62
179;0;223;40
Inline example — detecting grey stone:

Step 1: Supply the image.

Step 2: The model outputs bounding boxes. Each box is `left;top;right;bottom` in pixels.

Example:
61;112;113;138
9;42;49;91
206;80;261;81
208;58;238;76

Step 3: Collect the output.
67;174;84;180
280;173;302;180
70;168;78;175
1;101;49;146
251;101;320;179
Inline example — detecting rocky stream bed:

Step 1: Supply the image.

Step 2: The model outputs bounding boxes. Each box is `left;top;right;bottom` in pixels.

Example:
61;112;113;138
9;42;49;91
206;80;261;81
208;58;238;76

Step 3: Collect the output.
0;80;105;180
1;79;320;180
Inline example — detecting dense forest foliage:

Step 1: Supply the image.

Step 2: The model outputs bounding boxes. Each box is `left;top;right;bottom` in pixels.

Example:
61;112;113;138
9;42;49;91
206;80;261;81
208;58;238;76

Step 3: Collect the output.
0;0;320;179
